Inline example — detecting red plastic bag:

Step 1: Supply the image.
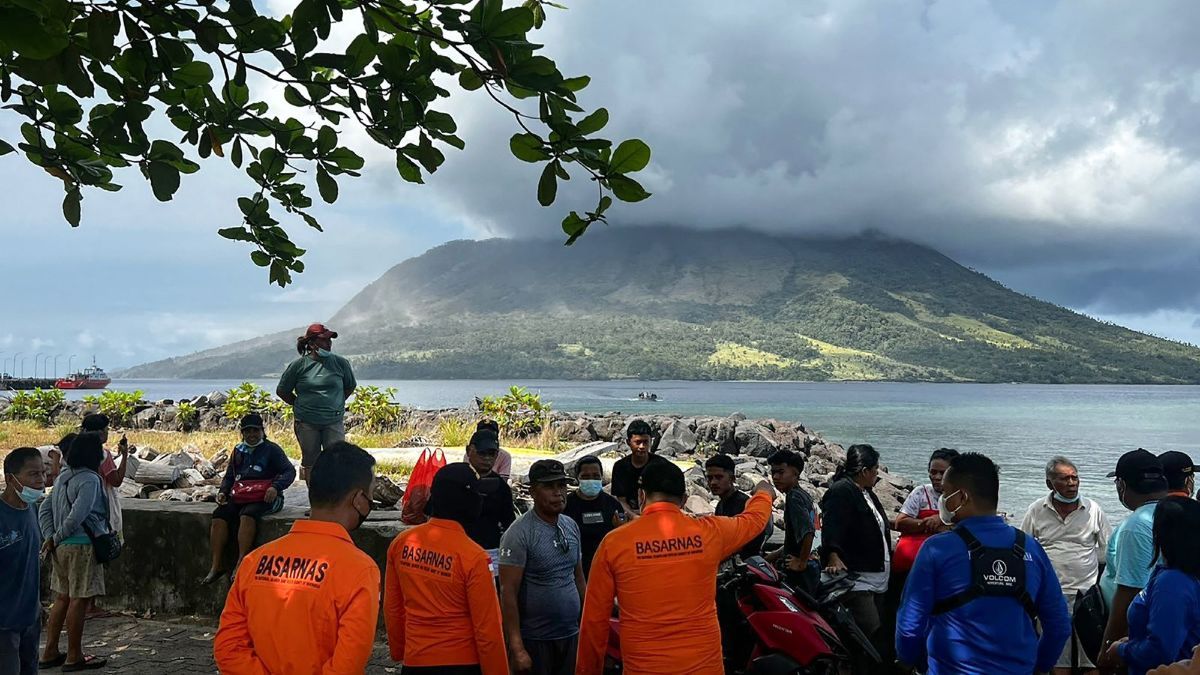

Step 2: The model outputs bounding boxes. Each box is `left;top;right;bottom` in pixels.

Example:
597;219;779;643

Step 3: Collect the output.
401;448;446;525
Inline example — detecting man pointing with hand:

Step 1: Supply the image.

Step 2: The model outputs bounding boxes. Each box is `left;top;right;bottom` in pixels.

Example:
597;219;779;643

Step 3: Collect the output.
577;461;775;675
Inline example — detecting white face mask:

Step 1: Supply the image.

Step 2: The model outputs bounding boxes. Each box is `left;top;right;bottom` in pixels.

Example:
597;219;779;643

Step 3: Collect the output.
938;490;963;525
1052;491;1081;504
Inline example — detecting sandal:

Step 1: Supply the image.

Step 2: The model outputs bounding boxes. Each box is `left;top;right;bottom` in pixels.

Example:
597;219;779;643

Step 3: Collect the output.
200;569;227;585
62;655;107;672
38;654;66;668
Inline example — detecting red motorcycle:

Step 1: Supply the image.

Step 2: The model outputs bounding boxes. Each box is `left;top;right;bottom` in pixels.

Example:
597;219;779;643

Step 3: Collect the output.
605;556;880;674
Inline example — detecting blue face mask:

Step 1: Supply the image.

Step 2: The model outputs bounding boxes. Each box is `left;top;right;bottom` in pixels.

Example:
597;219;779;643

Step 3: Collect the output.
578;480;603;498
316;348;332;358
11;478;43;505
1052;491;1081;504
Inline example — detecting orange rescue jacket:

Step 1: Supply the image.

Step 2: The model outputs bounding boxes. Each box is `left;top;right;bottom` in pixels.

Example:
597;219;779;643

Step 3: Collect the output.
213;520;381;675
577;491;772;675
385;518;509;674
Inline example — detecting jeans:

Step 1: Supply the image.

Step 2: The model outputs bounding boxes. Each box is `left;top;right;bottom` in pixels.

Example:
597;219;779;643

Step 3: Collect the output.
0;622;39;675
293;419;346;467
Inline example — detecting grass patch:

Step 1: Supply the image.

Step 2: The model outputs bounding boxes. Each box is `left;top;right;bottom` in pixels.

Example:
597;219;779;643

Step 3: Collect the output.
708;342;798;368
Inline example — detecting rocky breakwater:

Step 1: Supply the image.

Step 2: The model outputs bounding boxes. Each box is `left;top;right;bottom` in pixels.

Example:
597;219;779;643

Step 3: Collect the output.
530;411;915;525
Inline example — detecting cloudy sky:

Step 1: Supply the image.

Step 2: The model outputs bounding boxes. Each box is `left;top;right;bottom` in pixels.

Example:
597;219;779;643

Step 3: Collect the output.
3;0;1200;373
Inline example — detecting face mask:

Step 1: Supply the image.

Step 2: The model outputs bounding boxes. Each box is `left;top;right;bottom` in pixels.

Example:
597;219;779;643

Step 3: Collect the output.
316;348;332;358
235;440;262;454
938;490;963;525
10;478;43;505
1052;491;1081;504
352;491;372;530
578;480;603;498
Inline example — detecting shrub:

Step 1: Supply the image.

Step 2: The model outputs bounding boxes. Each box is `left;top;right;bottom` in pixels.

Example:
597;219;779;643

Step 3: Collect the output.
6;389;66;425
177;400;199;430
347;386;402;431
224;382;290;425
436;417;475;447
82;389;145;426
478;385;551;437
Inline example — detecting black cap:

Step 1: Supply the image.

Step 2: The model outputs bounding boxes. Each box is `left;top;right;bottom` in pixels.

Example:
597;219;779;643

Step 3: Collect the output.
431;463;482;499
1107;449;1168;492
641;461;685;498
1159;451;1199;487
81;413;109;432
239;413;264;430
468;429;501;453
529;459;576;485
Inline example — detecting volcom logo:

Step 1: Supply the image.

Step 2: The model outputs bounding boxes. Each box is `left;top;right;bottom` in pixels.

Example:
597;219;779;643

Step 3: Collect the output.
992;560;1008;577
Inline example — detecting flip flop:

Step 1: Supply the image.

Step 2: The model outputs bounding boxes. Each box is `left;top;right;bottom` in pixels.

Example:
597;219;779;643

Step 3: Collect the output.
62;655;107;672
200;570;227;585
38;654;66;668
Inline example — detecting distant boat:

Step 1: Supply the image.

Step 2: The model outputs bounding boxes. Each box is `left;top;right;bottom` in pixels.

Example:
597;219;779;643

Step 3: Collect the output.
637;391;660;401
56;365;112;390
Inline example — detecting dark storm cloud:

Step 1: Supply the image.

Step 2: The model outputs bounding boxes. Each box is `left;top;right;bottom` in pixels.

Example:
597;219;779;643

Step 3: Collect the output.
412;0;1200;319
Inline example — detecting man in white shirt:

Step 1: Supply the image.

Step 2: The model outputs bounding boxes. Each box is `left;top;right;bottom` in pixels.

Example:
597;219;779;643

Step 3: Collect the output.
1021;455;1112;675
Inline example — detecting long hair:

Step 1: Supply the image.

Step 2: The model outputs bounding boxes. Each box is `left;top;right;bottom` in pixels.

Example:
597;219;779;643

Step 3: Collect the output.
832;444;881;483
296;335;311;355
1154;497;1200;577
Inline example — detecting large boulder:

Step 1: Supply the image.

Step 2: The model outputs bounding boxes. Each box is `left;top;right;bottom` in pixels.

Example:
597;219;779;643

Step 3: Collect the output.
735;422;779;458
592;417;626;442
684;495;715;516
873;470;915;516
133;407;159;428
551;419;597;444
657;419;698;457
372;475;405;507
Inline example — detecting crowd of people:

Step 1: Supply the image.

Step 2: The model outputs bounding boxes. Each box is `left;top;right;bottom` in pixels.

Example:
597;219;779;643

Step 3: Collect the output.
4;325;1200;674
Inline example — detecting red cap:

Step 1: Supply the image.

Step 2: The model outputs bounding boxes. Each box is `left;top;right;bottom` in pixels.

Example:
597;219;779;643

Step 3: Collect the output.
305;323;338;339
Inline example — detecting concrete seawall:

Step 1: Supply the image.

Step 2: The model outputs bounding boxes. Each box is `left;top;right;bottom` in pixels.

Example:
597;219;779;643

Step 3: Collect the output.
101;500;408;618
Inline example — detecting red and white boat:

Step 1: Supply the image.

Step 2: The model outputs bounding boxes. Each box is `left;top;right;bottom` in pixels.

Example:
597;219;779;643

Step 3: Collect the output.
55;365;112;390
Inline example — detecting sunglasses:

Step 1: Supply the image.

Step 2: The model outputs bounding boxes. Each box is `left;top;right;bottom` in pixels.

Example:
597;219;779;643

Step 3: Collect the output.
553;523;571;554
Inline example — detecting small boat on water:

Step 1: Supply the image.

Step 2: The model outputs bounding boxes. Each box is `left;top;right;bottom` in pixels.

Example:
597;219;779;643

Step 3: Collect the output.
637;391;660;401
55;365;112;390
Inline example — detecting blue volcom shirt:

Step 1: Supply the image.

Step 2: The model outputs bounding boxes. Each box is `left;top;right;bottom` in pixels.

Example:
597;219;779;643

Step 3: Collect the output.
896;515;1072;674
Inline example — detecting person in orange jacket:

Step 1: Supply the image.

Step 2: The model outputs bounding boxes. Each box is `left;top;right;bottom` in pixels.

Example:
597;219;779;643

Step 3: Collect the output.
213;441;381;675
385;463;510;675
577;460;775;675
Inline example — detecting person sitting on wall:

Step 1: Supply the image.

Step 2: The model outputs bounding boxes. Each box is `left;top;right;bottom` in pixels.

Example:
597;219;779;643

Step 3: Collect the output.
201;413;297;585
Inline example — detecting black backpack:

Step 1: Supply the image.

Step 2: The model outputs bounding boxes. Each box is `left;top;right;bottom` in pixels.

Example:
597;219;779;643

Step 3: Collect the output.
931;527;1037;620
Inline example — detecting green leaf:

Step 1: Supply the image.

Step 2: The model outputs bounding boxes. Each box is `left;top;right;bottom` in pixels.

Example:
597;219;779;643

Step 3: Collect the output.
395;151;423;183
87;11;121;63
316;165;338;203
327;147;364;171
230;139;244;168
173;61;214;87
509;133;547;163
147;161;181;201
46;92;83;125
459;69;484;91
317;126;337;153
0;7;69;60
251;250;271;267
562;76;591;92
218;227;255;242
608;174;650;202
62;188;81;227
538;161;558;206
0;140;13;156
609;139;651;174
576;108;609;135
489;7;535;37
284;86;308;106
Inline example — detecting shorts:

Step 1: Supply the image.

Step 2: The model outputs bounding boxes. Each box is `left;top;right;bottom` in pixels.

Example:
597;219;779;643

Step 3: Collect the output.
294;420;346;467
0;621;40;675
212;498;283;523
50;544;105;599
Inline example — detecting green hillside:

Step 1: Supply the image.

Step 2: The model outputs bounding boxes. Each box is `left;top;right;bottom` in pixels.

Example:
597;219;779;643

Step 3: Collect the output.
123;227;1200;383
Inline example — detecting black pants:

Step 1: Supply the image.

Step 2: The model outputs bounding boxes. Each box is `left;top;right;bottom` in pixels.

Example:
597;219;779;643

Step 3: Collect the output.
401;666;482;674
526;634;578;675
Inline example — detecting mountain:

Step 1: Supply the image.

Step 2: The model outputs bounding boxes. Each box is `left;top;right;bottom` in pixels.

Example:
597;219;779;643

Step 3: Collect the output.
123;226;1200;383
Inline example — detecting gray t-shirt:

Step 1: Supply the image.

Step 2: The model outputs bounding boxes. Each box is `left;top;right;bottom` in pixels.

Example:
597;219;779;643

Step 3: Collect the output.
499;510;582;641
